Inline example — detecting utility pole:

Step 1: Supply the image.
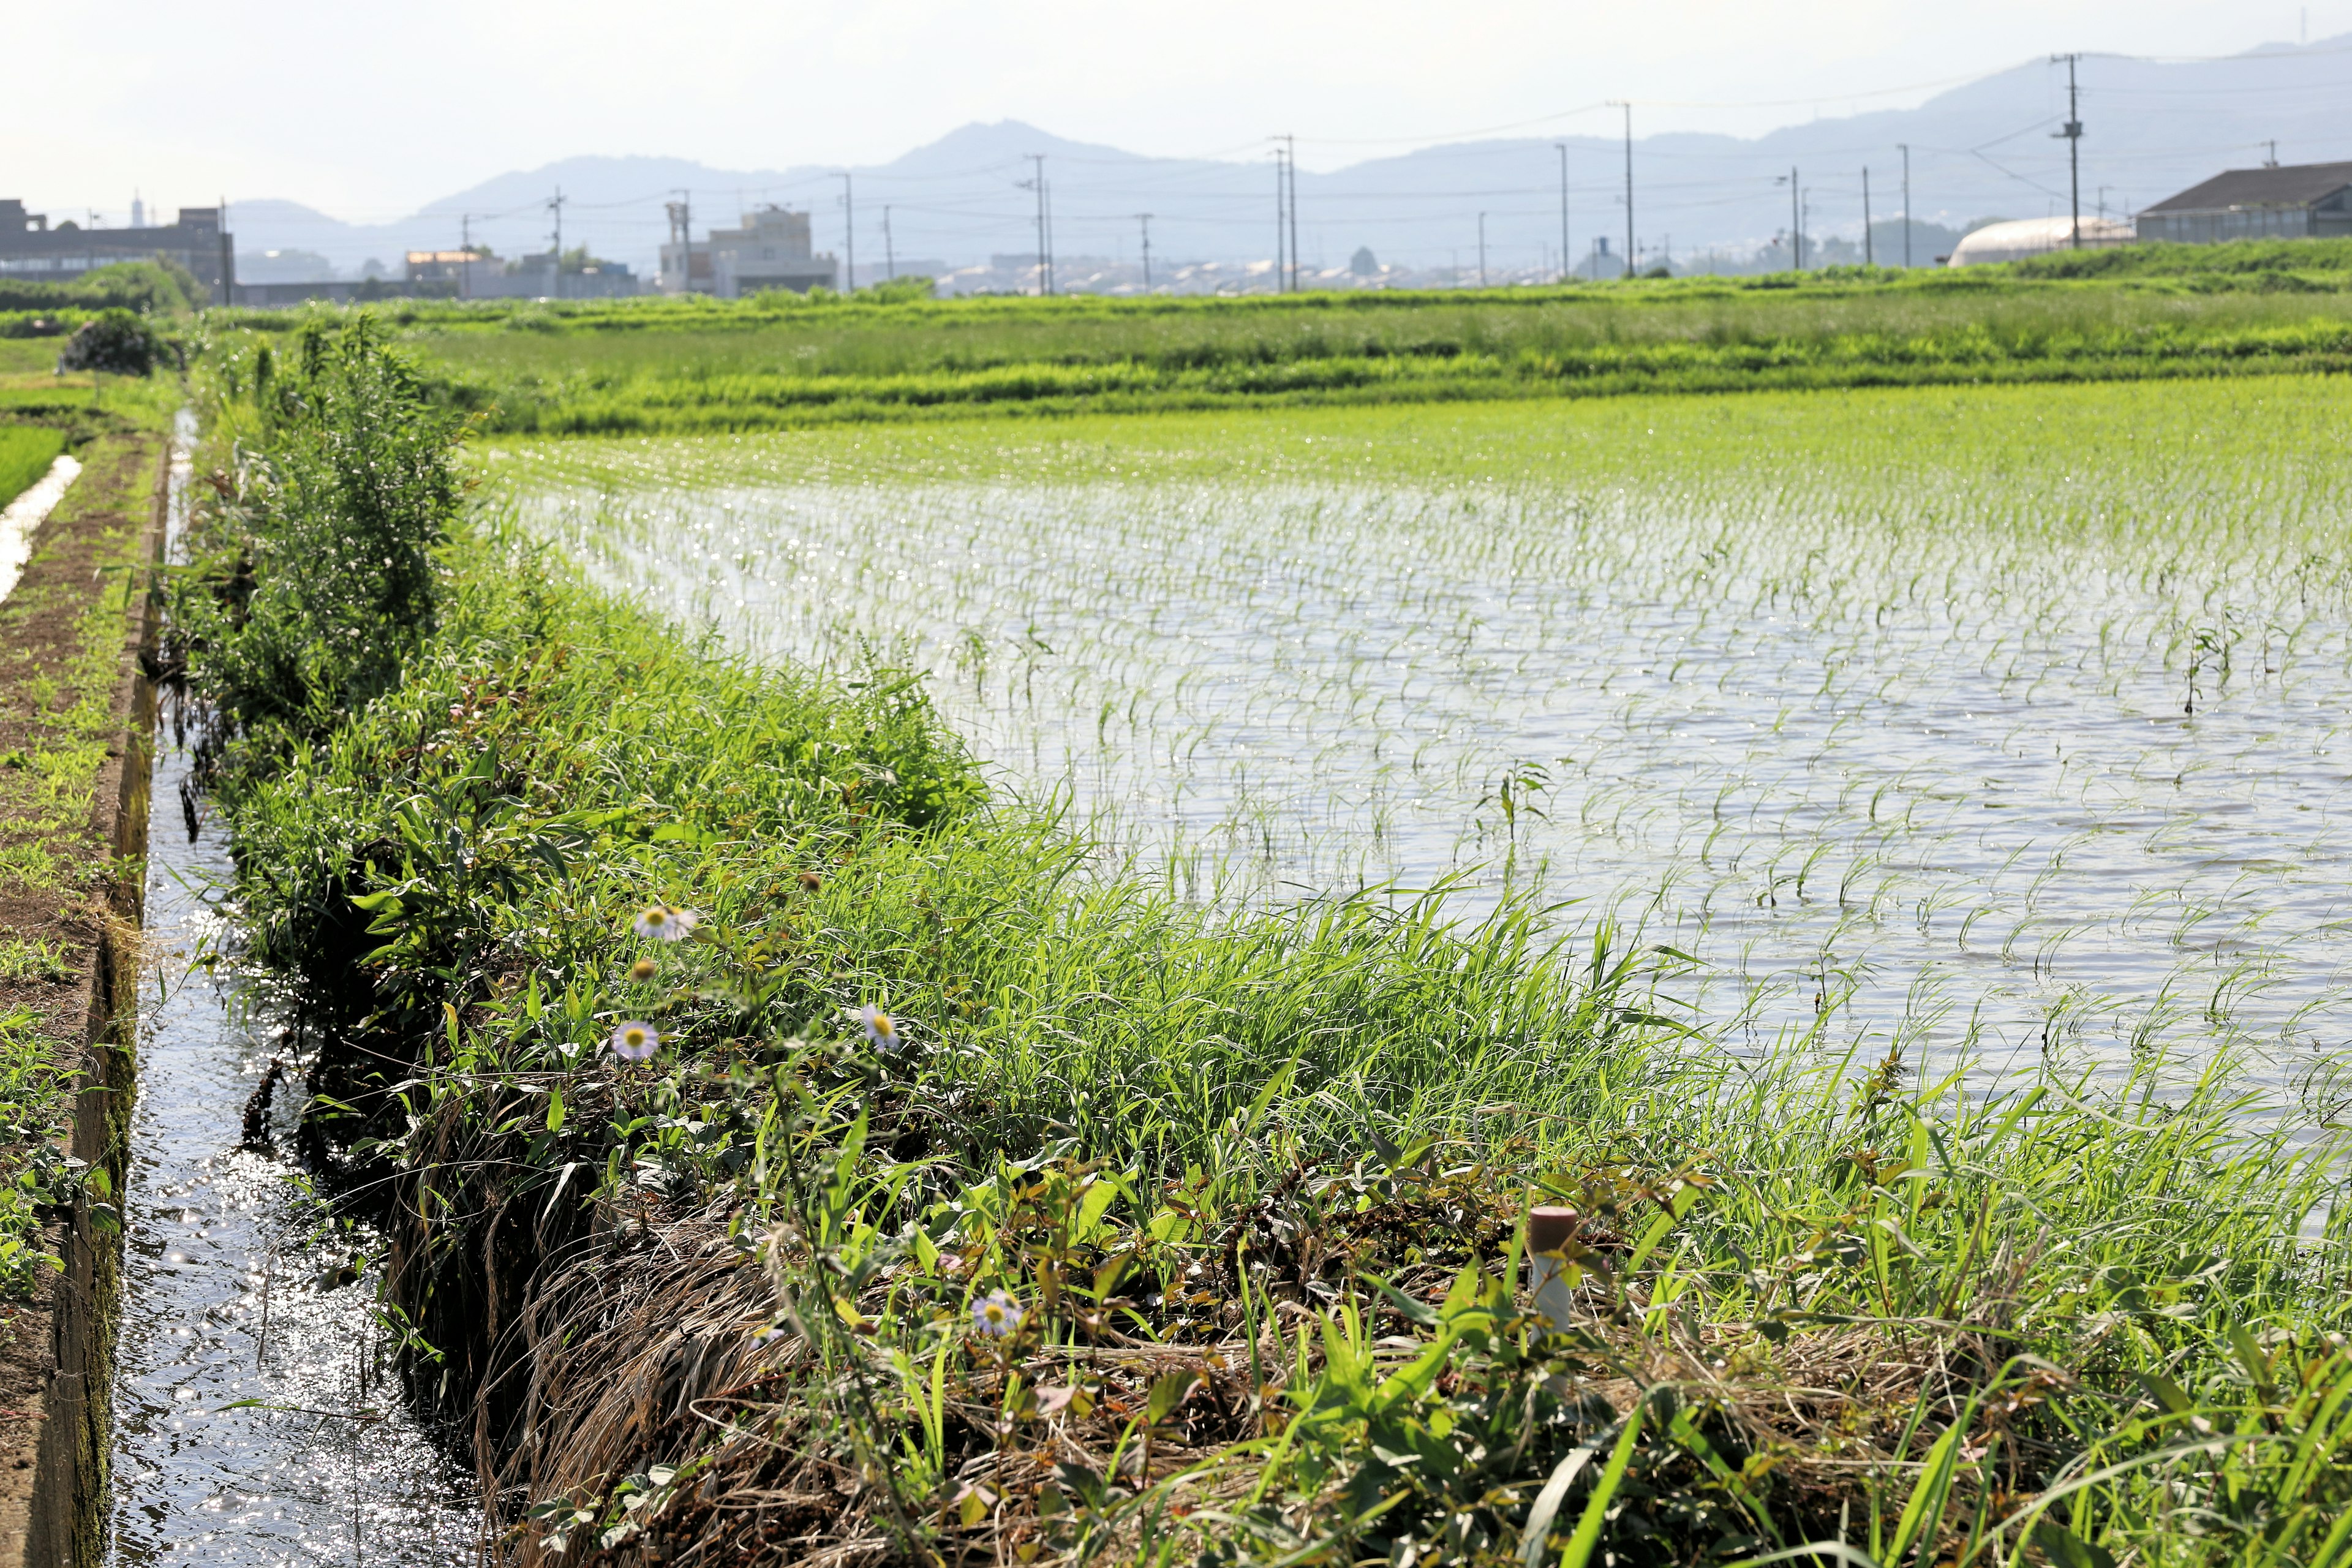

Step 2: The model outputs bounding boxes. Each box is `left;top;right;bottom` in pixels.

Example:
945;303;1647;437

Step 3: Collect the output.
1899;144;1912;268
1615;102;1634;279
663;192;693;295
2051;53;2084;248
836;173;855;290
1022;155;1050;296
2263;140;2280;168
1778;168;1800;270
217;196;233;307
1477;212;1487;287
1863;167;1874;266
1554;141;1571;283
1136;213;1153;288
1285;132;1300;293
883;206;895;279
547;187;564;299
1272;143;1288;292
461;213;472;300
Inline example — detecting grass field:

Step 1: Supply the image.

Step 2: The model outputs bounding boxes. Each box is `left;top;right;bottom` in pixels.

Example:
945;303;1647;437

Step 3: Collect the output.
172;319;2352;1565
184;241;2352;433
0;331;184;429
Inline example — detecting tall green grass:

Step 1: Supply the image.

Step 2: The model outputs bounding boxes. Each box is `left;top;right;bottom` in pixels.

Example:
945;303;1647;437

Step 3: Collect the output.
0;426;66;511
175;319;2352;1564
189;244;2352;433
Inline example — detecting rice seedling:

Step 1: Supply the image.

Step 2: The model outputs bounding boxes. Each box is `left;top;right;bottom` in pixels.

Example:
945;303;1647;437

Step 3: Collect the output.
494;374;2352;1093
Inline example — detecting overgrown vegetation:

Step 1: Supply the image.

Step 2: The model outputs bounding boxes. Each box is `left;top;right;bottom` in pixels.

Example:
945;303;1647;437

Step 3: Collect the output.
175;316;2352;1564
0;258;205;317
170;322;462;752
0;428;164;1305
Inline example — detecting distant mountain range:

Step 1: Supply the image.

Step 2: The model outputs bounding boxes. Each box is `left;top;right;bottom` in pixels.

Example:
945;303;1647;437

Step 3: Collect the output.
229;36;2352;282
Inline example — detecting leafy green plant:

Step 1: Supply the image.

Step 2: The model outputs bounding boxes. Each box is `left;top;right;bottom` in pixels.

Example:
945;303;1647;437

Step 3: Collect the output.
165;316;464;750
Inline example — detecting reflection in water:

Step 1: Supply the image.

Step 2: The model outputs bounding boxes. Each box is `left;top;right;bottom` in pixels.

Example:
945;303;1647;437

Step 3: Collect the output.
107;423;478;1565
106;741;481;1566
514;458;2352;1087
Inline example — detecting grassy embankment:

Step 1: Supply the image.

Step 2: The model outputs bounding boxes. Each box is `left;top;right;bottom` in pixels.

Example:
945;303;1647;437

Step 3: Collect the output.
0;333;184;431
177;318;2352;1564
0;429;157;1306
203;237;2352;432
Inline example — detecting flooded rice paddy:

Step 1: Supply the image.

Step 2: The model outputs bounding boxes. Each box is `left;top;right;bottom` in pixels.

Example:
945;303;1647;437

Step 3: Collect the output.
497;385;2352;1087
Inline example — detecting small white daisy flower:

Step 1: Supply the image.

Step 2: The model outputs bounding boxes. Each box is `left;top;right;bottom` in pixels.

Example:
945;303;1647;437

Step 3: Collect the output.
858;1005;900;1050
610;1020;661;1063
630;904;698;941
972;1290;1023;1338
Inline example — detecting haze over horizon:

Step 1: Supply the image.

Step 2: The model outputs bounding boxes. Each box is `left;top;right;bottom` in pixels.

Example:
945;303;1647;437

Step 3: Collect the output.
14;0;2352;219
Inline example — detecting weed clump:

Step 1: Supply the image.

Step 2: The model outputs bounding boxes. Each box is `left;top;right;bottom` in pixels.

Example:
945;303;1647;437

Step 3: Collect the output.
164;317;464;753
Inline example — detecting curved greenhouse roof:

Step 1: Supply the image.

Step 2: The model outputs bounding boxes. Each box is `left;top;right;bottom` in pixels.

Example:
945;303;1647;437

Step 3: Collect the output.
1947;216;2133;266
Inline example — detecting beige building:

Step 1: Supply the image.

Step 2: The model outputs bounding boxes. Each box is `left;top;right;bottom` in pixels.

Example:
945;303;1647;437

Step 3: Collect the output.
662;205;837;297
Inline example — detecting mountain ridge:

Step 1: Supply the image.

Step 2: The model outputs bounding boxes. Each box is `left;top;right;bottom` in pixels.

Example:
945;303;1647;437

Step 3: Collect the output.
225;38;2352;280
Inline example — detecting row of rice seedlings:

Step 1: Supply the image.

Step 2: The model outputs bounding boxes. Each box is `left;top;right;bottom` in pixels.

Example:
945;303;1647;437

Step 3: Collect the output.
490;376;2352;1089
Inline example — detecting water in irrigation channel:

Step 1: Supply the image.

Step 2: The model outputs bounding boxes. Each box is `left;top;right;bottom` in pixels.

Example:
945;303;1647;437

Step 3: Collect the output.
106;437;480;1564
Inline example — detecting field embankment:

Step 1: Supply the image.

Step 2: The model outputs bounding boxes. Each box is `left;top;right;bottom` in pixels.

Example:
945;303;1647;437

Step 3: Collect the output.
198;238;2352;432
0;428;164;1564
171;320;2352;1565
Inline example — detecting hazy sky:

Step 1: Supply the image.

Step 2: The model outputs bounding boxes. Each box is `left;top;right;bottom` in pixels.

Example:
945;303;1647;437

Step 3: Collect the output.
12;0;2345;220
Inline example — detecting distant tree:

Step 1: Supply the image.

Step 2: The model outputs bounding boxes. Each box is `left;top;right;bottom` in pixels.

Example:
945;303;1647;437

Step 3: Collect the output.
55;309;170;375
1350;246;1378;276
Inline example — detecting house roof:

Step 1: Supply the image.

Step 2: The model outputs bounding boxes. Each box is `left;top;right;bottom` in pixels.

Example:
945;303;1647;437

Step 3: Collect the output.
2141;161;2352;216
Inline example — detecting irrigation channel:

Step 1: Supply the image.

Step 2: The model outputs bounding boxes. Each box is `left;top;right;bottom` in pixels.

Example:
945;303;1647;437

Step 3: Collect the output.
104;433;477;1564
